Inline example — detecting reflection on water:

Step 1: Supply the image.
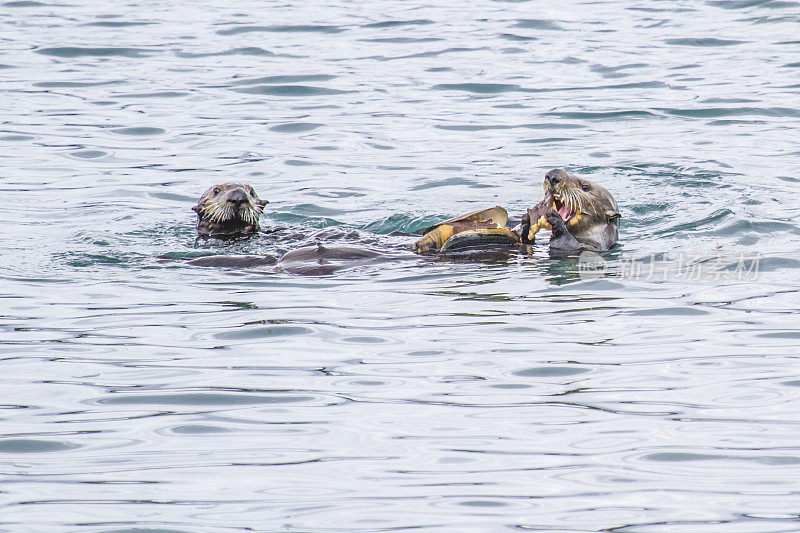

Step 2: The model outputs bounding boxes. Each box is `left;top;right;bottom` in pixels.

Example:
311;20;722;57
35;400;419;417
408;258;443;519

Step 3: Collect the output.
2;0;800;531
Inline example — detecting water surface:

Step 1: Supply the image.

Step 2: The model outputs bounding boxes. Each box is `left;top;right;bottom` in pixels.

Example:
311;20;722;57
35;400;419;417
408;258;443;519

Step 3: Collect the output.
2;0;800;531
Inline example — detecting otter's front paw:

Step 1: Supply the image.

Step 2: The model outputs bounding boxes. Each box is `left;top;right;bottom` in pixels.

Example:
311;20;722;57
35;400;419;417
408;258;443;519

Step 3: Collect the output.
545;210;567;236
520;212;533;244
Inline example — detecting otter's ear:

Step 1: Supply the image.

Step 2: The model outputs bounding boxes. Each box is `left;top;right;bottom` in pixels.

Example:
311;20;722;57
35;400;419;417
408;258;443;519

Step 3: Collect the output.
606;210;621;223
191;204;201;213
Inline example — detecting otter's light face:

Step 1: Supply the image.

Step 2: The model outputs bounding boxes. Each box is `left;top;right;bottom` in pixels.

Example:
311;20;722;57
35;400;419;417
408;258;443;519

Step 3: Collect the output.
542;169;619;228
192;183;268;238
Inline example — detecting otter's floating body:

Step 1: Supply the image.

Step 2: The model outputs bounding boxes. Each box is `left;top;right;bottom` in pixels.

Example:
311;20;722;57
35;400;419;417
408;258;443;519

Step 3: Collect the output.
440;228;520;252
413;206;520;254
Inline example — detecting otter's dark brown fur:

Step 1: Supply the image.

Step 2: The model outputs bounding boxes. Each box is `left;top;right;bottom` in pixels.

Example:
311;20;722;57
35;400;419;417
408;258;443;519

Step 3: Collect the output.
192;183;268;238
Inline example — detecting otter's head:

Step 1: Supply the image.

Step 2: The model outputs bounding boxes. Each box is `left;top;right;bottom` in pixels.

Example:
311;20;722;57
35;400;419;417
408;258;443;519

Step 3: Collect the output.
192;183;268;239
542;169;620;248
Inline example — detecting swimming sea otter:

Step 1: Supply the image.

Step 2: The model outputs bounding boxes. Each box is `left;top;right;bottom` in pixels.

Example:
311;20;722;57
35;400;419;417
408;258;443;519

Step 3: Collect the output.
188;183;414;273
192;182;268;238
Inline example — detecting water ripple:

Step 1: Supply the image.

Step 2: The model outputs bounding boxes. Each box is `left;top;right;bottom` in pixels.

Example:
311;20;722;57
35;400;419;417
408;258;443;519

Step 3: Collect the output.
36;47;151;58
664;38;748;46
233;85;350;96
216;24;345;35
362;19;433;28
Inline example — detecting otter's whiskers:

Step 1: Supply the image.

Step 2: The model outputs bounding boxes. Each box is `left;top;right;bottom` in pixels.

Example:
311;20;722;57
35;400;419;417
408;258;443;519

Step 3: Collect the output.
200;201;262;225
201;203;235;224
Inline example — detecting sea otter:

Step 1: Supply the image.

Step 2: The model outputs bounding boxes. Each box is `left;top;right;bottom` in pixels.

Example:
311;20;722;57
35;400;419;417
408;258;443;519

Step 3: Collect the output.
413;169;619;254
188;183;415;272
522;169;620;252
192;182;268;238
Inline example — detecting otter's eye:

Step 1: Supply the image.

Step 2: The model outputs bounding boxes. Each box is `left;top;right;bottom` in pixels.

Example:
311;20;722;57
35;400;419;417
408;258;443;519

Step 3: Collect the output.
212;188;220;195
581;183;591;192
248;187;255;195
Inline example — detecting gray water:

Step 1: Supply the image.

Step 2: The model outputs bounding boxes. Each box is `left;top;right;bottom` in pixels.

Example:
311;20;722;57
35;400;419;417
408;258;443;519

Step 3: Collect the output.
2;0;800;531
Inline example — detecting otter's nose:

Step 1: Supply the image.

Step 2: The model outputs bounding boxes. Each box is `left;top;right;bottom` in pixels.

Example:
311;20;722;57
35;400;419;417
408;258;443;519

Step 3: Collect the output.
227;189;247;206
546;173;560;186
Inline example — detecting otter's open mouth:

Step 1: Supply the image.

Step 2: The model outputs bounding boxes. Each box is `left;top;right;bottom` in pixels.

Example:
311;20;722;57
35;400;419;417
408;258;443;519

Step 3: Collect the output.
552;195;577;222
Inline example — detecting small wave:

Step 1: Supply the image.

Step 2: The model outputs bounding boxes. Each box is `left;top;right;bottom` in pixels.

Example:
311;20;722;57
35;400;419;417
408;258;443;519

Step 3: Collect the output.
216;24;343;36
110;127;165;136
371;47;483;61
0;439;79;453
269;123;323;133
360;37;443;43
498;33;538;41
411;176;490;190
170;424;229;434
116;91;188;98
433;83;523;93
642;451;800;464
591;64;648;79
362;213;439;234
83;21;153;27
215;326;313;339
175;47;276;58
362;19;433;28
70;149;108;159
513;19;564;30
36;46;149;57
432;81;667;94
96;392;312;405
542;110;658;119
3;0;47;6
655;209;734;235
665;38;747;46
234;85;349;96
231;74;336;85
435;123;584;131
707;0;798;9
659;106;800;118
514;366;591;377
518;137;575;144
33;80;121;87
625;307;710;316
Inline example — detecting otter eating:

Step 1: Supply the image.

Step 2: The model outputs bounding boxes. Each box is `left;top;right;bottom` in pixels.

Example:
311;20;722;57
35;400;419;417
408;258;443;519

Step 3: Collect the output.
522;169;620;252
192;183;268;238
413;169;620;255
